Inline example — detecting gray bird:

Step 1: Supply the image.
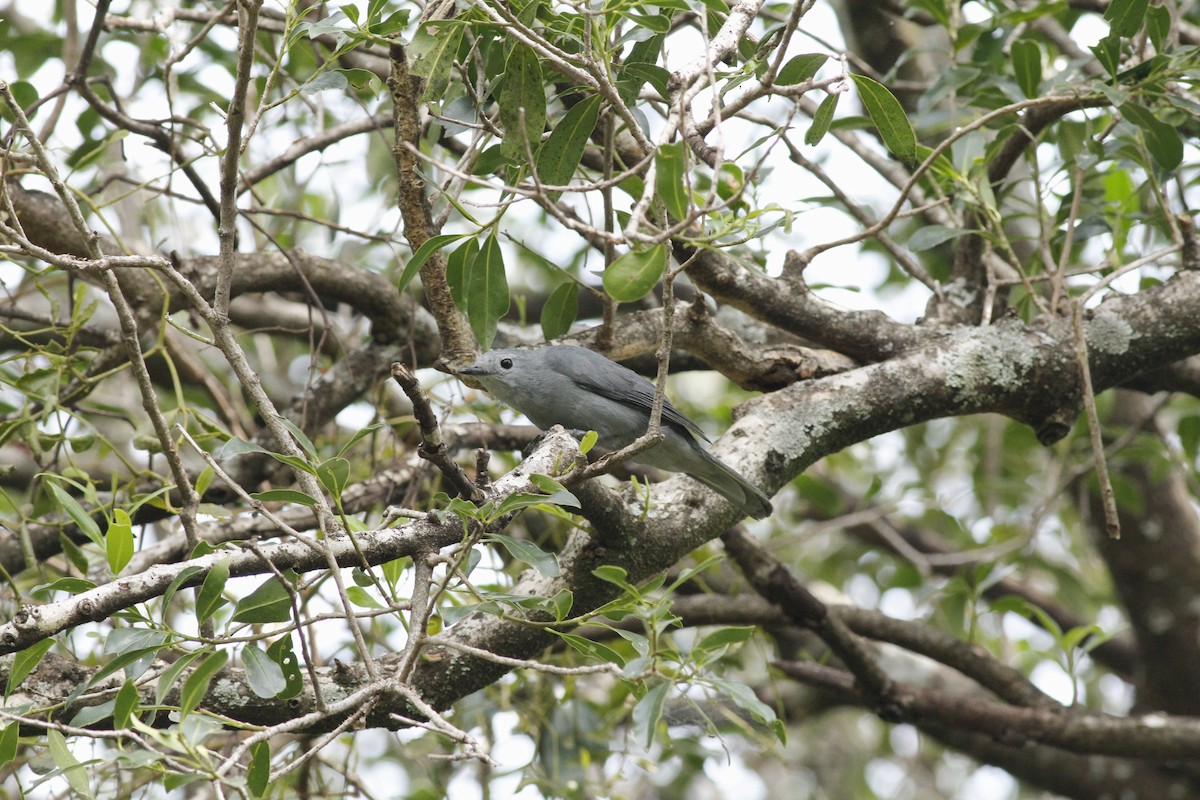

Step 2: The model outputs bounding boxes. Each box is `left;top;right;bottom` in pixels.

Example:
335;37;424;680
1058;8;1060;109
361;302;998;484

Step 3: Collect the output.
458;346;773;519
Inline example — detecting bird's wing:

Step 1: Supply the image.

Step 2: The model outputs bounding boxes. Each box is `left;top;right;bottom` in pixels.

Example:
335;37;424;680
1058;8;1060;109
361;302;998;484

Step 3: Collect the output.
556;351;711;443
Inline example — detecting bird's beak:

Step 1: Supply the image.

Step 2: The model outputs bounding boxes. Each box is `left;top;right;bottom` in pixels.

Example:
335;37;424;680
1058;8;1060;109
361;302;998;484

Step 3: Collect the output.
457;363;487;377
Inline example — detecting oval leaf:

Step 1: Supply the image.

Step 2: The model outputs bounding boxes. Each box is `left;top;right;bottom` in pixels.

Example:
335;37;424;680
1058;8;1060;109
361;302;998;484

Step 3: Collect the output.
112;678;138;729
655;141;689;221
603;244;667;303
7;638;54;695
248;740;270;798
250;489;317;507
486;533;560;577
44;480;102;547
408;22;463;100
1011;39;1042;99
540;281;579;340
806;92;838;146
242;644;288;698
500;45;546;162
266;637;304;700
1120;102;1183;171
777;53;826;86
851;74;916;164
536;95;602;200
1104;0;1149;37
0;722;18;768
195;558;230;624
632;682;669;747
105;508;134;575
233;573;295;624
397;233;466;294
180;649;228;719
465;234;510;349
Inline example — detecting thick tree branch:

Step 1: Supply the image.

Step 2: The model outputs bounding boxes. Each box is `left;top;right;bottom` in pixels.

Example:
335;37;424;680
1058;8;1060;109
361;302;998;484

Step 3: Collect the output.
776;660;1200;760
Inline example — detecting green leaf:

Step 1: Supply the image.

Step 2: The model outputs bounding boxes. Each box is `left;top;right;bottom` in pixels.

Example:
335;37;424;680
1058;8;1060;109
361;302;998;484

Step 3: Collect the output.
528;474;581;508
316;456;351;498
619;63;671;100
195;558;230;624
337;422;386;458
776;53;826;85
655;141;689;221
266;637;304;699
398;233;467;294
279;418;318;457
540;282;579;341
557;631;625;665
535;95;602;200
1120;102;1183;170
180;649;228;719
221;437;314;474
47;729;92;799
908;224;970;252
1011;39;1042;98
7;638;54;696
1104;0;1149;37
632;682;668;747
250;489;317;507
1090;34;1122;78
194;465;215;497
592;564;638;596
248;740;270;798
805;93;838;146
104;627;169;656
617;34;665;103
347;586;384;609
715;162;744;203
31;576;97;600
232;572;296;624
710;676;778;727
161;565;204;620
105;508;134;575
579;430;598;454
1146;3;1171;52
70;699;115;729
692;625;754;664
408;22;463;100
155;650;204;705
851;74;916;164
0;81;39;124
0;722;18;768
242;644;288;698
493;484;578;517
446;237;478;311
44;480;102;547
465;233;510;349
500;45;546;162
486;533;560;577
301;70;348;95
603;244;667;303
112;679;138;729
548;588;574;621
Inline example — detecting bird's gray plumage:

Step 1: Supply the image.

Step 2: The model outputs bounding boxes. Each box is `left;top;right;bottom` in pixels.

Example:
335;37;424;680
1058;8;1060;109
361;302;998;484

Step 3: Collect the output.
459;346;773;519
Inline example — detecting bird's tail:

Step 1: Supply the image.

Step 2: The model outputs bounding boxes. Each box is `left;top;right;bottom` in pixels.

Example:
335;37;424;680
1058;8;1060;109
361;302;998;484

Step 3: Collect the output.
688;452;774;520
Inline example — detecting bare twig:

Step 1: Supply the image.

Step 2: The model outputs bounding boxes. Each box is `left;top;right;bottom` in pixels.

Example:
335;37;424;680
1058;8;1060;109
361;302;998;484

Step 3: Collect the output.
391;362;482;501
1072;302;1121;539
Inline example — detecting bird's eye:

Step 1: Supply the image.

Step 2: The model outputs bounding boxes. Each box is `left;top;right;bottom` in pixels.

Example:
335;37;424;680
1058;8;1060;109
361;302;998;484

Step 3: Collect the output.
500;358;513;369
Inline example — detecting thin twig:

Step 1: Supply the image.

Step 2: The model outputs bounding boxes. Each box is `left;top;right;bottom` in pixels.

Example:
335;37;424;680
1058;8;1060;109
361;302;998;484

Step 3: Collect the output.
1071;302;1120;539
391;362;482;501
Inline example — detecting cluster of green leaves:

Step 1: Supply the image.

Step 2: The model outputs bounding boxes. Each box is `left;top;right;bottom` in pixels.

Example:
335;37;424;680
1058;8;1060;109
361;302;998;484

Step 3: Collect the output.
564;560;786;748
2;565;303;798
394;0;929;340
